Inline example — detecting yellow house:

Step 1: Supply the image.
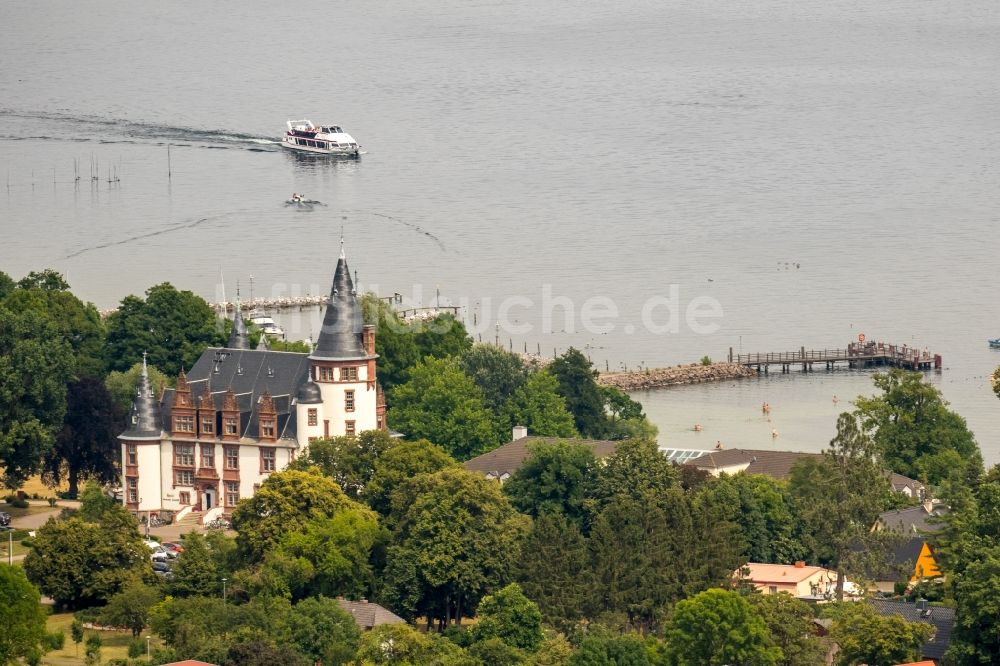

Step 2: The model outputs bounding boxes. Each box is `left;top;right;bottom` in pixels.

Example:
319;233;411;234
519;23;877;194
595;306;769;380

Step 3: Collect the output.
911;540;941;580
739;562;845;599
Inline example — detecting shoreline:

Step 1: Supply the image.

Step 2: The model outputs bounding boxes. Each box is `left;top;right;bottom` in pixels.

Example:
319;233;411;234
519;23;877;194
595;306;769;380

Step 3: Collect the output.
598;362;758;391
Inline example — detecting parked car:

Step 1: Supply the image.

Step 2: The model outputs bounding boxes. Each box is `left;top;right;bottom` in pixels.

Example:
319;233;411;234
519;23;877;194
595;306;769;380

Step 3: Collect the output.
152;560;174;581
0;511;10;528
161;541;184;557
144;540;169;562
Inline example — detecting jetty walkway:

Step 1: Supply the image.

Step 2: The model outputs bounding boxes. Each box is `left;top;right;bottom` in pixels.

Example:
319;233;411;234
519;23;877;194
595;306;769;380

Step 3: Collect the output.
729;341;941;373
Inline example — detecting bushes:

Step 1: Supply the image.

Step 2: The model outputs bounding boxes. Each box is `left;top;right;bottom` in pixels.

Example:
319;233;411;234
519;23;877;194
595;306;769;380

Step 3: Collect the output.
41;630;65;651
5;494;29;509
128;636;147;658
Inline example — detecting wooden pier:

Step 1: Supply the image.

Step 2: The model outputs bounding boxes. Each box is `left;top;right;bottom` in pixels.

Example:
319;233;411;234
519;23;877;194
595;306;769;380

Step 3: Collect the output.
729;341;942;374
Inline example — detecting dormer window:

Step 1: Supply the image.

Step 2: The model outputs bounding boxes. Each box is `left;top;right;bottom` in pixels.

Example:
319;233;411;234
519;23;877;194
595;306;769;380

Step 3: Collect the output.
174;415;194;433
341;367;358;381
261;419;275;438
318;367;334;382
225;417;238;436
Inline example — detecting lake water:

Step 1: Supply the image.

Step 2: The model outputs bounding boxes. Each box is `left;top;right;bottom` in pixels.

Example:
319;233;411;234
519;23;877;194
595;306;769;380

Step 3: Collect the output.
2;0;998;461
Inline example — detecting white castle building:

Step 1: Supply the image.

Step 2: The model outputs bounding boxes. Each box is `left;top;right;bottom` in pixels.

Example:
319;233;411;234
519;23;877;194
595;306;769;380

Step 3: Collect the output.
118;245;385;520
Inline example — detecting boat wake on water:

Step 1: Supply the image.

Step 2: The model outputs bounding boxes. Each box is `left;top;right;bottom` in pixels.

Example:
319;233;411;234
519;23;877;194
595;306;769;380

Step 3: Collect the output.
0;109;282;151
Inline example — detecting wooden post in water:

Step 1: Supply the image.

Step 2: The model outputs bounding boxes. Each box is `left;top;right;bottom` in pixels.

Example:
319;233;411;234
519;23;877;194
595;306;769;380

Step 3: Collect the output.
167;144;172;180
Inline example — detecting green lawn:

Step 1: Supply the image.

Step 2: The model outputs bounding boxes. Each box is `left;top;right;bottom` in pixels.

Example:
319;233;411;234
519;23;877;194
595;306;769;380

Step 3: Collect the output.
41;611;162;665
0;537;32;558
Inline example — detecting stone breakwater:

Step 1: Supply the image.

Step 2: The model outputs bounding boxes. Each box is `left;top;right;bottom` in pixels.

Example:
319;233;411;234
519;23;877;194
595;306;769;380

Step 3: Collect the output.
598;363;758;391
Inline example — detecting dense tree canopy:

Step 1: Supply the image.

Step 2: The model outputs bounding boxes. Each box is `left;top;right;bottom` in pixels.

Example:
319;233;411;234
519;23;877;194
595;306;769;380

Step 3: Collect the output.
43;376;122;497
790;412;894;600
99;581;162;637
288;430;396;500
857;369;981;484
516;512;592;633
748;593;826;666
697;473;806;565
663;589;781;666
458;344;531;413
549;348;608;438
826;602;932;666
503;441;599;525
0;306;73;487
230;468;375;562
502;370;579;439
105;282;225;376
363;439;457;517
381;468;531;627
0;564;46;666
3;278;106;378
388;356;500;460
23;496;149;608
469;583;543;651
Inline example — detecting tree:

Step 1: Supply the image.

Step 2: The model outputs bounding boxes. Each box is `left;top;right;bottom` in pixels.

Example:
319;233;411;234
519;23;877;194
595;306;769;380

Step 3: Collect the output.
364;439;457;516
470;583;543;651
948;545;1000;664
100;581;162;637
600;386;652;440
593;438;677;510
381;468;531;627
169;532;220;597
277;508;387;599
230;468;376;562
789;412;894;601
70;620;84;658
501;371;578;439
388;356;500;460
0;271;14;300
43;377;122;497
16;269;70;291
288;596;361;666
84;634;101;666
4;282;106;378
503;441;598;526
354;623;437;664
361;294;420;396
459;344;532;413
826;602;932;666
747;594;825;666
589;496;676;632
0;306;73;487
857;369;981;484
696;473;806;565
516;512;592;632
222;636;310;666
412;312;473;360
662;589;781;666
288;430;396;500
549;349;607;438
104;283;226;376
531;634;574;666
0;564;46;665
104;362;171;413
569;629;650;666
23;506;150;608
468;638;527;665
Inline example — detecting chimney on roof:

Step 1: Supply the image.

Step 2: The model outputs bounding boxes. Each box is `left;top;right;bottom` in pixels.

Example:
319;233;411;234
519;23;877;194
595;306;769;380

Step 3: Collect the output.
512;425;528;441
794;561;805;568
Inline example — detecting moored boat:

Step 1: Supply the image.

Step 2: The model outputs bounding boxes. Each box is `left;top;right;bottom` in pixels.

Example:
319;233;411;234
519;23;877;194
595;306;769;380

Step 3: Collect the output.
281;119;361;155
989;339;1000;349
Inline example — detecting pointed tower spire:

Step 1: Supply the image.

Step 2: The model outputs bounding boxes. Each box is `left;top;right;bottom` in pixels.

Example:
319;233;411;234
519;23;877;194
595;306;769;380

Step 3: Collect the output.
228;285;251;350
311;239;368;361
120;356;163;439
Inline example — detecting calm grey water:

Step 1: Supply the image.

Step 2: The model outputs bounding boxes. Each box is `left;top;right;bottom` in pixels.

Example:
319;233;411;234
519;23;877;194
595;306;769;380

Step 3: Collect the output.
2;0;998;461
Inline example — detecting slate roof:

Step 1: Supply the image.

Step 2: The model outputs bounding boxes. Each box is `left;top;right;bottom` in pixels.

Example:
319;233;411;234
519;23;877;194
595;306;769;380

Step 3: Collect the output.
879;505;947;534
463;436;619;479
868;598;955;662
120;358;164;440
311;247;369;361
891;472;925;493
336;598;405;630
685;448;824;480
160;348;310;441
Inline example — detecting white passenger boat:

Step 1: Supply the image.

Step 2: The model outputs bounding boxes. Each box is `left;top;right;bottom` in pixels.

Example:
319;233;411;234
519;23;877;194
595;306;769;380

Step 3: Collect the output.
281;119;361;155
249;313;286;338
